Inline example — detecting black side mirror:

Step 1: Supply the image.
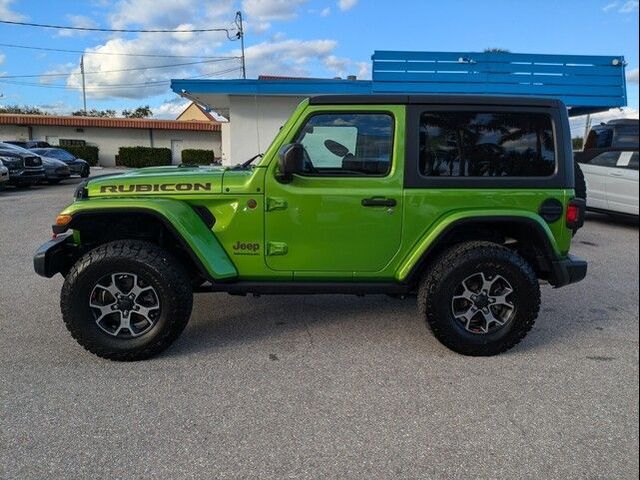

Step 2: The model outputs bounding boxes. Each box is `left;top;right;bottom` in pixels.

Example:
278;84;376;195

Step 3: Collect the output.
277;143;304;183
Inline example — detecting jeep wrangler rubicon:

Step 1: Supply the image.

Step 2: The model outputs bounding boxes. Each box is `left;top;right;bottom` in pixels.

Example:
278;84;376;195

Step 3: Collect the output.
34;95;587;361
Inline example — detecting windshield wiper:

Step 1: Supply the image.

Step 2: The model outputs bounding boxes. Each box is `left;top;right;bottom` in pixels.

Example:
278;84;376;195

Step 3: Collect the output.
231;153;263;170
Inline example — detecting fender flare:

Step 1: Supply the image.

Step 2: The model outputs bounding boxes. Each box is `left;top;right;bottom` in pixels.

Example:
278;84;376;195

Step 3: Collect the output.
60;198;237;281
396;210;561;283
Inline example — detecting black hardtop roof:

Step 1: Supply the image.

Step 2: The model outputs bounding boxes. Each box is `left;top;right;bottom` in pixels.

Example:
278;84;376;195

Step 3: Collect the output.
309;94;565;108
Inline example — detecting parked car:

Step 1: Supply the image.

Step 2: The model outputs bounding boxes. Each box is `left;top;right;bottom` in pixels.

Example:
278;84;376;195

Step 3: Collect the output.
30;148;90;178
0;147;45;186
0;164;9;190
576;119;639;216
3;140;51;149
1;142;71;184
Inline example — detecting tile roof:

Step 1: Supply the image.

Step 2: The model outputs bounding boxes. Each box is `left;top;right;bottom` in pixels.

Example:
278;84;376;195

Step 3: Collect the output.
0;114;220;131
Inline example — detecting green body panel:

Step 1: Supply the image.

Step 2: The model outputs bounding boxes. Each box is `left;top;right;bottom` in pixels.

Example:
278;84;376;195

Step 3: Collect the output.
58;98;576;284
60;198;237;280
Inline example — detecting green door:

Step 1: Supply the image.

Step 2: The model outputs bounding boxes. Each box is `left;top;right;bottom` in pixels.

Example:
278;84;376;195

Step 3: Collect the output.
264;109;404;275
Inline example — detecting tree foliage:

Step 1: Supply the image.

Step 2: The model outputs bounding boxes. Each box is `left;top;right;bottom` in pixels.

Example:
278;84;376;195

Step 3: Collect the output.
71;109;117;117
0;104;49;115
121;106;153;118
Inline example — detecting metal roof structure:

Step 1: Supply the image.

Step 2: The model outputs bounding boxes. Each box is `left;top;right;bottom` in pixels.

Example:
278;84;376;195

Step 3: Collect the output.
171;50;628;116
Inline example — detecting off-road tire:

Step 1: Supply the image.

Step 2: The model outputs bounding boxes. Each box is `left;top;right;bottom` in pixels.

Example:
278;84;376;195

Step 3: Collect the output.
80;166;90;178
61;240;193;361
574;161;587;202
418;241;540;356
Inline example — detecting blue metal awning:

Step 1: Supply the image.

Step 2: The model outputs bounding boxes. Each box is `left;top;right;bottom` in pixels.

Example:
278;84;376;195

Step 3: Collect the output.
371;51;627;116
171;50;627;116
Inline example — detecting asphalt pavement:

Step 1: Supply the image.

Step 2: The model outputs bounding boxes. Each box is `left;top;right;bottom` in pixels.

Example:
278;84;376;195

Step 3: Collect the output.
1;172;638;479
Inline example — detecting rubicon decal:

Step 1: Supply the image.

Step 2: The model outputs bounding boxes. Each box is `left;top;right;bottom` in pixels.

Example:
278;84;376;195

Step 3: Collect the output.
99;183;212;193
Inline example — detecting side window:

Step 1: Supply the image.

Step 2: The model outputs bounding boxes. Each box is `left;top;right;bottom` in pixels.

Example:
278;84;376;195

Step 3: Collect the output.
616;151;639;170
418;112;556;177
295;113;393;176
589;151;620;168
612;126;639;149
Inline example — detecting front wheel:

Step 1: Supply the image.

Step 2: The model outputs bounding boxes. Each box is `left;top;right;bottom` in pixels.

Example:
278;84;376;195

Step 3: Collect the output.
418;241;540;356
61;240;193;361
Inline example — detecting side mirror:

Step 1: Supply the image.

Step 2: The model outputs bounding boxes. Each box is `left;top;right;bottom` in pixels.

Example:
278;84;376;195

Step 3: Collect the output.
277;143;304;183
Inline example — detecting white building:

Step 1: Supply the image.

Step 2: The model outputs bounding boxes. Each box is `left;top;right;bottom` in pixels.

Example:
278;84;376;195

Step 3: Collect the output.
0;114;221;166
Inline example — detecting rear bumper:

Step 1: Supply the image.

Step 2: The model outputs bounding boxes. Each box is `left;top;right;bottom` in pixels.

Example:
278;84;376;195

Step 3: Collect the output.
33;233;77;278
549;254;587;288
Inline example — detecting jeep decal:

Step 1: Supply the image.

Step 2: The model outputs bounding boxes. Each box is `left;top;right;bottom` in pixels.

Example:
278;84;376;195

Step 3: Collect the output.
99;183;212;193
232;241;260;256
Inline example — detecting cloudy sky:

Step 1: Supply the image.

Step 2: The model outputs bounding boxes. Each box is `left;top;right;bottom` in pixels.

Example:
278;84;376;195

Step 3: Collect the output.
0;0;638;129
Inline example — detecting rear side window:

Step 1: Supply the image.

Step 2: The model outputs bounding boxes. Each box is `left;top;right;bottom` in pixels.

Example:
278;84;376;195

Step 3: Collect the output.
419;112;556;177
613;125;639;149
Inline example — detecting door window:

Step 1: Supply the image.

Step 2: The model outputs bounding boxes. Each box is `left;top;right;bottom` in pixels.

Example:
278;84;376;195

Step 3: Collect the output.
589;151;620;168
295;113;394;176
616;151;639;170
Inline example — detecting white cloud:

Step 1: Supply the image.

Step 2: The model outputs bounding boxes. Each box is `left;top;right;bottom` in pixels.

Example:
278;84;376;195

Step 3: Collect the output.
57;15;99;37
154;98;191;118
238;39;337;77
627;68;639;84
0;53;5;66
0;0;25;21
619;0;639;12
602;1;619;11
109;0;234;29
356;61;371;79
320;7;331;16
242;0;307;21
338;0;358;11
65;32;236;99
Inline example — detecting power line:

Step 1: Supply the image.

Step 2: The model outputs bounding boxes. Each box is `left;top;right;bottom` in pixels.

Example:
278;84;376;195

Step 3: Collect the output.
0;19;240;36
0;57;239;79
0;67;243;91
0;42;241;60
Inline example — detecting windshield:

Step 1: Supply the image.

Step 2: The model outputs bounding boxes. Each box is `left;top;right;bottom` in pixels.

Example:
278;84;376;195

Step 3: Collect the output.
34;149;75;160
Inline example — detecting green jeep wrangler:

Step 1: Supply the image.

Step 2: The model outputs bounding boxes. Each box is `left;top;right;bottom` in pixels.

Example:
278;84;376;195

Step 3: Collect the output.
34;95;587;361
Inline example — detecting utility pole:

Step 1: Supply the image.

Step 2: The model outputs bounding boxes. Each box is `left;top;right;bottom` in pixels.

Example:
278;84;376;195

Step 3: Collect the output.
236;11;246;79
80;55;87;114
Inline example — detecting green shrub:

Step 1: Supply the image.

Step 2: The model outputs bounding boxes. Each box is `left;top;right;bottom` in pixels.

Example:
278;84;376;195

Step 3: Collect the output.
117;146;171;168
61;145;100;166
181;149;217;165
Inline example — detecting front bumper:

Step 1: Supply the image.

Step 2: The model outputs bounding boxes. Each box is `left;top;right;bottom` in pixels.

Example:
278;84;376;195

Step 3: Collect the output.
9;170;46;185
549;254;587;288
33;233;77;278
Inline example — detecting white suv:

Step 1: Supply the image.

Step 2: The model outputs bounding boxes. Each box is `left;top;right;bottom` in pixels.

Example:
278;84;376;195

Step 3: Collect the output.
579;151;638;216
577;119;639;216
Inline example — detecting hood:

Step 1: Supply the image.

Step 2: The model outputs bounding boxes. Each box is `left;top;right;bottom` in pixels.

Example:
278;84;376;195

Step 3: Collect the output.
86;164;227;197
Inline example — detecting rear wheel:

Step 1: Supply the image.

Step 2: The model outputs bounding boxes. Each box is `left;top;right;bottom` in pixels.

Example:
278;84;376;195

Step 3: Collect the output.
418;241;540;356
80;165;90;178
61;240;193;361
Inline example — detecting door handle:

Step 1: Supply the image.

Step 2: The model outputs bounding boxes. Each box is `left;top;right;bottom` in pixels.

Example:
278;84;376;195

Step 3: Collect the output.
361;197;397;207
609;171;624;177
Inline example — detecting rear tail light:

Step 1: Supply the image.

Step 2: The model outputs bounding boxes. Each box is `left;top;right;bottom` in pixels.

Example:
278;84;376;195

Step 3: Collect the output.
566;198;586;232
